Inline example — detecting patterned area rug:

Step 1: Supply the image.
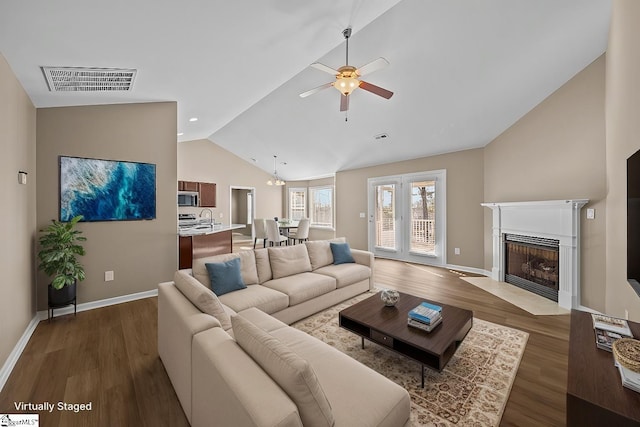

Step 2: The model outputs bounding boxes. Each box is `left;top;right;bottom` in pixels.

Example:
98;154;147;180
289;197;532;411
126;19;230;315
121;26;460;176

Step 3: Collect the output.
292;293;529;426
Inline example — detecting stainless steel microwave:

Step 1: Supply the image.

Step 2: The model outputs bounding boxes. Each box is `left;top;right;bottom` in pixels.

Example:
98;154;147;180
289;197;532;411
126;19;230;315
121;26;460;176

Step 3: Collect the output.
178;191;198;207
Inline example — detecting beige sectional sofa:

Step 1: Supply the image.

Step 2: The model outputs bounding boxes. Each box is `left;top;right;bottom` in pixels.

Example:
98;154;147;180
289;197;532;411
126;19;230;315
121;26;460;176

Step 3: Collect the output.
158;240;411;427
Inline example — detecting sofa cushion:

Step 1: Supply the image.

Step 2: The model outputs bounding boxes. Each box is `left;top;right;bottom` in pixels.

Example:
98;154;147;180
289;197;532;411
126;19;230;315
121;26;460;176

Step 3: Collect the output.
237;307;289;333
231;315;335;427
254;248;272;284
206;258;247;296
271;326;410;427
219;285;289;315
330;242;355;265
305;238;346;270
262;273;337;305
268;245;312;279
192;251;259;288
173;271;231;330
314;264;371;289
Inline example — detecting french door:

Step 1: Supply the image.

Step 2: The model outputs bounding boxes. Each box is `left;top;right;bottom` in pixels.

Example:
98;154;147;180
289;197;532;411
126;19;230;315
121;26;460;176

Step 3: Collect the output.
368;170;446;266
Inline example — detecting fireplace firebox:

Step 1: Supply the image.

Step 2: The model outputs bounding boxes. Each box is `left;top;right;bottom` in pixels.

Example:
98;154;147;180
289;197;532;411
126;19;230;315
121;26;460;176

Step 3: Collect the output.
504;234;560;302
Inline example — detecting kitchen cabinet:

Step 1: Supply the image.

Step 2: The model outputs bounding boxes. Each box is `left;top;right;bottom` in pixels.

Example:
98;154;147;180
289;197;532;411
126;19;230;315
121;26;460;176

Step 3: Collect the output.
177;180;216;207
178;180;199;192
199;182;216;207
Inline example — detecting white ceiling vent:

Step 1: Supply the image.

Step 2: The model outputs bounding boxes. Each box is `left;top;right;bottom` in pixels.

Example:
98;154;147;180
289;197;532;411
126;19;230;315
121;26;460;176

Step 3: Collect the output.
41;66;137;92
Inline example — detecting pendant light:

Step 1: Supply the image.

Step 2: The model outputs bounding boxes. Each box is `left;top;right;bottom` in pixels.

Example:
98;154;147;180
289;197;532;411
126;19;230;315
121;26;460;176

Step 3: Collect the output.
267;155;285;186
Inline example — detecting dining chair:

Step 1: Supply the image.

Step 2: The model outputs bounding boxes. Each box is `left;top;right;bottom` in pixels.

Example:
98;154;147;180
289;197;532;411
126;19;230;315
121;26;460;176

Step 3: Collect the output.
253;218;267;249
288;218;310;245
265;219;288;246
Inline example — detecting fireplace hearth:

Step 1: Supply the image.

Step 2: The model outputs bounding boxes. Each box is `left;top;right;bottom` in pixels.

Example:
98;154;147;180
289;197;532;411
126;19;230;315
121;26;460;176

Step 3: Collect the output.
504;234;559;301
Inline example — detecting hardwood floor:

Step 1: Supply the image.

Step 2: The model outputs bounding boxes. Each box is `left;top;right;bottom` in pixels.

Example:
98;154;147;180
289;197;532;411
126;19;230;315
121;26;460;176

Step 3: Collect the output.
0;259;570;426
0;297;189;427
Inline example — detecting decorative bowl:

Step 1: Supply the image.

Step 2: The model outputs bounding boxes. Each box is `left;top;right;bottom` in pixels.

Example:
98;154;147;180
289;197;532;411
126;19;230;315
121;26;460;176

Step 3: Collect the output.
613;338;640;373
380;289;400;307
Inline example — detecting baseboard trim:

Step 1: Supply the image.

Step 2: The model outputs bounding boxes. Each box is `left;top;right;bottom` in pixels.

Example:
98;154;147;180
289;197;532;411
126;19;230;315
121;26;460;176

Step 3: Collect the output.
36;289;159;321
445;264;491;277
1;289;159;393
0;315;40;394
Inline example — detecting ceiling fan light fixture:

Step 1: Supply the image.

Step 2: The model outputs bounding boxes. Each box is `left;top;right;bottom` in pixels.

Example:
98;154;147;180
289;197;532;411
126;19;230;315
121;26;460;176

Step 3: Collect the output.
334;76;360;96
299;28;392;112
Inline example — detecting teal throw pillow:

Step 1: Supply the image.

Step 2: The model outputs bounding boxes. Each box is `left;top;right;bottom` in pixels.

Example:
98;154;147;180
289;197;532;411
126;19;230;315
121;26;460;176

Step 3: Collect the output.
330;242;355;265
205;257;247;296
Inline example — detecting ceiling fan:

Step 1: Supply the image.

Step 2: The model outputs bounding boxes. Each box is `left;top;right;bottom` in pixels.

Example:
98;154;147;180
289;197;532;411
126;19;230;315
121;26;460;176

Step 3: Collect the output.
299;27;393;113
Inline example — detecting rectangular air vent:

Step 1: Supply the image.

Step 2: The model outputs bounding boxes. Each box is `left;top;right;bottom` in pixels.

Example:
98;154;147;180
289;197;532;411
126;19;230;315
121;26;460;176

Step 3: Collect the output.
41;66;137;92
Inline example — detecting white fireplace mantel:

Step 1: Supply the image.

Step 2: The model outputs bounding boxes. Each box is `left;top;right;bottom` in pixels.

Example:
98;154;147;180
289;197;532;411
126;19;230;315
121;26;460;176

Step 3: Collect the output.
481;199;588;309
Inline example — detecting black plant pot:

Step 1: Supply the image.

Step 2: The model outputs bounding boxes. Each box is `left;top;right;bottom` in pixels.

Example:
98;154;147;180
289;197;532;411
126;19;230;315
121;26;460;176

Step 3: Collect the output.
48;281;77;307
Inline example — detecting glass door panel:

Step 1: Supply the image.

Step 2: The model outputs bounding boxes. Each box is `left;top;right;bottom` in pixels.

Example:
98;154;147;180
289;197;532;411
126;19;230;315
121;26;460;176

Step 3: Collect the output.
409;180;436;255
374;184;397;251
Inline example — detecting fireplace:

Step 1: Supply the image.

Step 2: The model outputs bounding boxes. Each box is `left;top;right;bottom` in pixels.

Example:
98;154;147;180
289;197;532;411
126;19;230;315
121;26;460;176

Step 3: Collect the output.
482;199;588;310
504;234;559;301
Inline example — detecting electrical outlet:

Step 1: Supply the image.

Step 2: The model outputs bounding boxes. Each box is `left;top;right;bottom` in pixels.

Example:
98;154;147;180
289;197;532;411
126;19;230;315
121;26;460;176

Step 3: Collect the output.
454;248;460;255
219;212;223;218
359;212;366;218
625;309;629;320
105;271;114;282
586;208;595;220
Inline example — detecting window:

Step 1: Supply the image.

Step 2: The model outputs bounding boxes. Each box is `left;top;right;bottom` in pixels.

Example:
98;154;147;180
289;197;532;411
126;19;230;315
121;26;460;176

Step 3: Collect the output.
288;188;306;221
309;185;334;228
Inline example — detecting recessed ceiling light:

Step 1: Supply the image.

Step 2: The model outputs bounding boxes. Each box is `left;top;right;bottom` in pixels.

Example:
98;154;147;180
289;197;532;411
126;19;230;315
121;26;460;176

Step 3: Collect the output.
177;132;184;136
189;117;198;122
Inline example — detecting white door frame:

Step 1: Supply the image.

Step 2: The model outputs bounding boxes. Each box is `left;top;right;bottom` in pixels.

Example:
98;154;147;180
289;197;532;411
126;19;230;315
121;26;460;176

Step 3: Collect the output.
229;186;256;237
367;170;447;266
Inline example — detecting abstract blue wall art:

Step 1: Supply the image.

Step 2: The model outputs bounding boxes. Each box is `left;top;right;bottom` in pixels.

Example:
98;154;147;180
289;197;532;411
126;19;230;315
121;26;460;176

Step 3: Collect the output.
59;156;156;222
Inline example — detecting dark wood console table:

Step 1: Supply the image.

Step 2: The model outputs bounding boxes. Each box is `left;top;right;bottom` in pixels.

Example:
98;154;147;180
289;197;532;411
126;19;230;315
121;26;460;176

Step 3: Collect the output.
566;310;640;426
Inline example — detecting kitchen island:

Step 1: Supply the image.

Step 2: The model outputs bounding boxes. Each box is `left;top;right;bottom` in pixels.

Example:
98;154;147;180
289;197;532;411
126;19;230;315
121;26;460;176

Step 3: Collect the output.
178;224;245;269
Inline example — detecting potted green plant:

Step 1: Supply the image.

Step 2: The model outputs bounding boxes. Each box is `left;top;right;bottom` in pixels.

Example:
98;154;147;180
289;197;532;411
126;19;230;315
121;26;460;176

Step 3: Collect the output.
38;215;86;307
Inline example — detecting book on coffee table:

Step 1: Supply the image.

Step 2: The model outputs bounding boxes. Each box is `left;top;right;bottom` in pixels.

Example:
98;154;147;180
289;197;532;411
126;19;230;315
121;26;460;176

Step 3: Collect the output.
408;316;442;332
408;302;442;325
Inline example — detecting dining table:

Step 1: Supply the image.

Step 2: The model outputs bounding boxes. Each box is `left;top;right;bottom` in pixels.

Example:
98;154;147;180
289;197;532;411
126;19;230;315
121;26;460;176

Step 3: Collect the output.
277;220;299;237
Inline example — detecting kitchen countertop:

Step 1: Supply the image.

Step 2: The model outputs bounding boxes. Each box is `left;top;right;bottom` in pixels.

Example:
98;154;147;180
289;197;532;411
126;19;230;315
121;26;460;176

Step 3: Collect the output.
178;223;246;237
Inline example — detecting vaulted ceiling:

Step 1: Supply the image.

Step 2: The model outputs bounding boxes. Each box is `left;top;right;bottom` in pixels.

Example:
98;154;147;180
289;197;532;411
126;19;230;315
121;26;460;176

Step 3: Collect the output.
0;0;611;180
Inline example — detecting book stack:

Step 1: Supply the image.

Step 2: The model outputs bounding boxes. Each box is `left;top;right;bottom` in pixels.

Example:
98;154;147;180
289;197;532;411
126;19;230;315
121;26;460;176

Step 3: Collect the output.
614;360;640;393
591;313;633;352
408;302;442;332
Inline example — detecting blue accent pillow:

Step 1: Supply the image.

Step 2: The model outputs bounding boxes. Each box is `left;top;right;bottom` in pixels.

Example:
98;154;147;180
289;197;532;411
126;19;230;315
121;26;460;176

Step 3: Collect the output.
205;258;247;296
330;242;355;265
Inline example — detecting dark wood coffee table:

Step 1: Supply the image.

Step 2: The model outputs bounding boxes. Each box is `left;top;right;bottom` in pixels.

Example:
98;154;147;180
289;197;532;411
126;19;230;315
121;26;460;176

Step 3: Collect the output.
339;291;473;387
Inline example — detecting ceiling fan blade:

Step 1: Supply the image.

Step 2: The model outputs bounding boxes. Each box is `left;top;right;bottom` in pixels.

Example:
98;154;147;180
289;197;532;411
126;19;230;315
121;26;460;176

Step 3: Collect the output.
299;82;333;98
340;94;349;112
356;57;389;76
360;81;394;99
310;62;339;75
